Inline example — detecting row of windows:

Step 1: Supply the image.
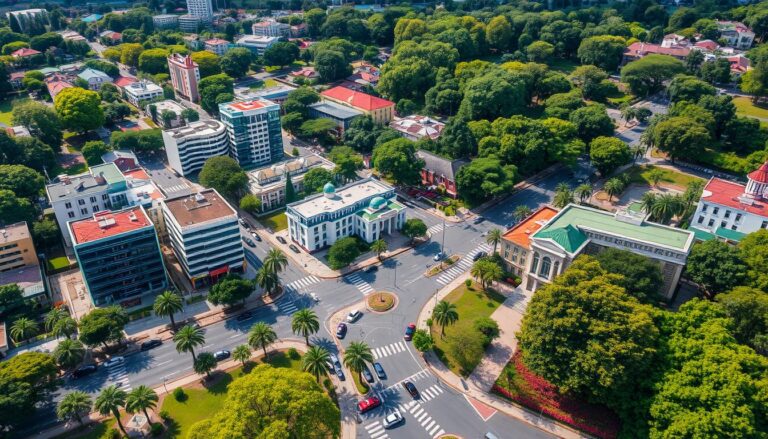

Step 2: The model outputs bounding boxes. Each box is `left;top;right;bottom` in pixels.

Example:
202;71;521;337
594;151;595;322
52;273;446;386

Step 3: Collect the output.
530;252;560;280
701;204;743;221
64;194;109;209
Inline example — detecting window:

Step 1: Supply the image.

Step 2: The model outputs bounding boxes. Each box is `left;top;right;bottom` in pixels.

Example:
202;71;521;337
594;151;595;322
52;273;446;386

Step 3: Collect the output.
725;210;731;219
731;225;738;230
697;216;704;224
67;212;75;218
90;196;97;203
80;208;88;215
721;221;727;228
736;213;743;222
553;261;560;276
530;252;539;274
713;207;719;215
708;219;715;227
65;202;72;209
762;221;768;229
78;199;85;206
702;204;707;212
539;257;552;279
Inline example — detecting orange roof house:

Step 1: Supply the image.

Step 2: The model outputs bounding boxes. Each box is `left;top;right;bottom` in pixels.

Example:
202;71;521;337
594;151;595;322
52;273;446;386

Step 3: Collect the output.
320;86;394;125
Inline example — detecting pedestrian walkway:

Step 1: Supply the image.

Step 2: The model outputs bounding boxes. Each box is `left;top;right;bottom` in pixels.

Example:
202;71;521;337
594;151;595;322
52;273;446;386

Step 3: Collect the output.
344;273;375;295
419;383;445;402
406;402;445;438
284;275;320;292
435;243;491;285
427;223;444;237
274;294;299;314
106;363;131;392
363;420;389;439
372;341;407;359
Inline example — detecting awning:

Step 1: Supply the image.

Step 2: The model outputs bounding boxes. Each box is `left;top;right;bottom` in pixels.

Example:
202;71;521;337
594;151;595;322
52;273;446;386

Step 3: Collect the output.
210;265;229;277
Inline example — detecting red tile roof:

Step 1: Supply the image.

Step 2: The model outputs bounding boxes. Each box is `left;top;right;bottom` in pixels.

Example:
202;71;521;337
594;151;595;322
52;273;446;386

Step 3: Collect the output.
227;100;266;111
625;42;690;59
205;38;228;45
502;206;559;249
701;178;768;216
11;48;41;58
114;76;137;87
695;40;720;51
70;208;152;245
321;86;394;112
748;161;768;183
46;80;73;98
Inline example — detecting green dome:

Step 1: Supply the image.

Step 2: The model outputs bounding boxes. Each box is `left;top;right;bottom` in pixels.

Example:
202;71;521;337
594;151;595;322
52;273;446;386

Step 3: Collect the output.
369;196;387;210
323;182;335;194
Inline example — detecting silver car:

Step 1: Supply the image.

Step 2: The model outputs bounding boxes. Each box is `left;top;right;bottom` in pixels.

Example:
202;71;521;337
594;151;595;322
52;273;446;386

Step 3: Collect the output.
382;411;403;429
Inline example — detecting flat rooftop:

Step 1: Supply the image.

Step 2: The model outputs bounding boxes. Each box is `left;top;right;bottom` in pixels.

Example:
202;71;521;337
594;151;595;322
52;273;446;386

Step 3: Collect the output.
0;265;43;298
70;207;152;245
309;100;363;120
289;178;394;219
503;206;558;249
164;119;224;139
0;222;31;244
164;189;236;227
152;99;185;114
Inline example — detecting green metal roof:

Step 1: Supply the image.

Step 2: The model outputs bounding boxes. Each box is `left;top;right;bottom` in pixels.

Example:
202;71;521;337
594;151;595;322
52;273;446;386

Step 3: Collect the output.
356;200;404;221
534;224;588;253
534;204;693;251
688;226;716;242
90;163;125;186
715;227;746;242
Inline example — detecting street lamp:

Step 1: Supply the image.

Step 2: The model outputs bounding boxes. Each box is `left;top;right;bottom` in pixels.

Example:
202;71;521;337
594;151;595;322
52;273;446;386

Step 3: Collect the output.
162;377;169;394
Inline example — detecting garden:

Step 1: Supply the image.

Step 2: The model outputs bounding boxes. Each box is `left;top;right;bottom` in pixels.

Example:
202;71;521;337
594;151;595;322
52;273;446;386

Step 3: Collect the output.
257;209;288;232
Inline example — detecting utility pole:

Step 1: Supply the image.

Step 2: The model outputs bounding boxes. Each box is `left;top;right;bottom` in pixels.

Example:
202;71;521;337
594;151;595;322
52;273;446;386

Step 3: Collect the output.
439;218;446;269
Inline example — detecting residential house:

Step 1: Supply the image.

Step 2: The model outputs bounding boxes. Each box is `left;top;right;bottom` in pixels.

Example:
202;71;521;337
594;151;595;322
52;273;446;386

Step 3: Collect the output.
415;150;467;198
77;68;112;90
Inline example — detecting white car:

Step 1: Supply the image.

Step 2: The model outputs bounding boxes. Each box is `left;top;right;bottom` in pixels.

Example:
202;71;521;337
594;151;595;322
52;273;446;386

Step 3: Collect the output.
383;411;403;429
346;309;362;323
103;356;125;368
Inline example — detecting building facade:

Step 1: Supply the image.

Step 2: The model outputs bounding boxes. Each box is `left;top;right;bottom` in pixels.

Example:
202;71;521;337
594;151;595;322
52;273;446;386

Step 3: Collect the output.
185;0;213;24
70;207;167;308
286;179;406;252
204;38;230;56
247;155;335;212
163;120;229;177
415;150;468;199
320;86;395;125
178;15;201;32
162;189;244;289
717;21;755;50
501;206;558;278
235;35;279;55
308;101;362;135
153;14;179;29
148;100;186;128
252;20;291;38
168;53;200;102
77;68;113;90
219;99;284;169
0;222;46;303
121;80;163;107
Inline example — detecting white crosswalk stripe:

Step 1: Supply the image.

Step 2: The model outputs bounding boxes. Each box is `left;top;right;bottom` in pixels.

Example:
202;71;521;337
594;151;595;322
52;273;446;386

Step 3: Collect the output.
107;364;132;392
435;243;492;285
405;402;444;438
420;384;444;401
345;273;375;295
427;223;444;236
432;427;445;437
275;295;299;314
372;341;407;359
285;276;320;291
364;421;389;439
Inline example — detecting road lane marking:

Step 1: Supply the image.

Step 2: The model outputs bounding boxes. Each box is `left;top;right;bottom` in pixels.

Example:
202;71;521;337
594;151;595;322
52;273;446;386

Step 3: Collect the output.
154;360;172;367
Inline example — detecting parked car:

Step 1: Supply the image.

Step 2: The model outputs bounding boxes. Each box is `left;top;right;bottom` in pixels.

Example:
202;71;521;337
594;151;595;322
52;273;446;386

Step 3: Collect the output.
362;365;375;383
373;362;386;380
277;236;287;244
213;350;231;361
140;339;162;351
403;381;420;399
346;309;362;323
473;251;487;261
330;354;345;380
289;244;300;253
242;236;255;247
103;356;125;368
236;311;253;322
72;364;97;379
382;411;404;429
404;323;416;340
336;323;347;339
251;232;261;241
433;251;444;261
364;265;378;273
238;218;246;227
357;396;381;413
473;216;486;225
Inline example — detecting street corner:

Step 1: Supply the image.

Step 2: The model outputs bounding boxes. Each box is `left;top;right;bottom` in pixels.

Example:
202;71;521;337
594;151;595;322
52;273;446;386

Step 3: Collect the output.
464;394;498;422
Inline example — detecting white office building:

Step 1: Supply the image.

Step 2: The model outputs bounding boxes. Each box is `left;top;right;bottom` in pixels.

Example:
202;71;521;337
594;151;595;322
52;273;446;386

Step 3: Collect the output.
235;35;279;55
162;120;229;177
178;14;202;32
247;155;335;212
252;20;291;38
185;0;213;24
153;14;179;29
162;189;244;289
286;178;406;252
148;100;186;128
122;80;163;107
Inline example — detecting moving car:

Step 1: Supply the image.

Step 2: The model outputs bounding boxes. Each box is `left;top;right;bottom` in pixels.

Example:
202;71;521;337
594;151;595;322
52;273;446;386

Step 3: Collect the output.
213;350;231;361
346;309;362;323
403;381;420;399
238;218;246;227
72;364;97;379
336;323;347;339
329;354;345;381
373;362;386;380
433;251;444;261
473;216;486;225
404;323;416;341
382;411;404;429
357;396;381;413
362;365;375;383
251;231;261;241
289;244;301;253
236;311;253;322
140;339;162;351
103;356;125;368
277;236;287;244
473;251;488;261
242;236;255;247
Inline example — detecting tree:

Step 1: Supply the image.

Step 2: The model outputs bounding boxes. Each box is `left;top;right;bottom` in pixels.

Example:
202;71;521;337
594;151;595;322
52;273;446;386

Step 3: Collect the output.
54;87;105;133
589;137;631;176
343;341;373;384
264;248;288;275
13;137;56;173
700;58;732;85
716;286;768;354
220;48;252;78
85;60;119;78
456;157;516;204
29;32;63;52
173;325;205;363
10;317;37;343
125;386;159;426
328;237;361;269
248;322;277;358
181;108;199;123
474;317;500;346
263;42;299;68
53;338;85;369
569;105;614;142
594;248;663;303
255;267;279;296
402;218;427;244
57;391;91;426
329;146;363;183
0;165;43;199
78;306;128;348
648;168;665;187
0;190;34;224
11;101;61;151
191;51;220;77
302;168;334;195
111;130;164;152
432;300;459;337
738;229;768;291
94;386;128;436
232;345;251;365
575;184;593;204
199;156;247;199
668;75;716;103
284;170;297;204
447;329;486;374
372;138;423;185
239;194;261;214
577;35;626;71
153;291;183;330
526;41;554;63
187;365;340;438
603;178;624;202
470;259;503;291
302;346;330;382
207;275;254;307
621;54;685;96
314;50;351;82
513;205;533;222
292;308;319;346
194;352;217;380
486;16;511;52
458;72;526;121
198;73;234;114
103;102;131;123
0;284;26;320
137;48;169;74
687;240;747;298
52;317;77;339
569;65;610;101
412;329;434;352
371;239;387;261
44;307;68;334
553;184;574;209
81;141;110;167
652;117;711;163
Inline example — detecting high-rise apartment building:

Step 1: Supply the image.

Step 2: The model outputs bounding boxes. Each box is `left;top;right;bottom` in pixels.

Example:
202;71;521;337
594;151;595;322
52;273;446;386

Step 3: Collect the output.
0;222;47;304
219;99;283;169
162;120;229;177
185;0;213;24
168;53;200;102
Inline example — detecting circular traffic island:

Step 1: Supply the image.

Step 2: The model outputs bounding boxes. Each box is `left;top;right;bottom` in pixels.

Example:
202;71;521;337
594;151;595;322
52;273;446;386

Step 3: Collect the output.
366;291;397;313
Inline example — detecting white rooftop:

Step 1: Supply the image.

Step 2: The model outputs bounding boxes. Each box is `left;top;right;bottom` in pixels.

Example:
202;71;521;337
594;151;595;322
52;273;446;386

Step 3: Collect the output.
289;178;393;218
151;99;185;114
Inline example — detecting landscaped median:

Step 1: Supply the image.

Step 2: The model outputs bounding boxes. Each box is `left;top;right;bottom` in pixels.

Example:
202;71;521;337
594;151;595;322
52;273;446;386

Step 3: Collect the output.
425;255;460;277
366;291;397;312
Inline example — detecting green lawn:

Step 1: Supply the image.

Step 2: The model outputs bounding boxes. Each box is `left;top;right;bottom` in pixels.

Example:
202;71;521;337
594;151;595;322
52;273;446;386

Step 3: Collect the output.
430;281;506;376
258;210;288;232
46;256;72;272
627;165;704;188
0;97;29;126
734;96;768;120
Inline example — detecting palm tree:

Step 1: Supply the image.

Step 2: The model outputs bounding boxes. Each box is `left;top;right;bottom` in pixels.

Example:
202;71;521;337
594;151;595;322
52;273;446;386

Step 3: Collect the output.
553;186;574;209
94;385;128;436
475;261;503;290
264;248;288;274
52;317;77;339
371;239;387;260
302;345;330;382
513;205;532;222
256;266;279;296
575;183;592;204
641;192;658;216
343;341;373;385
485;229;502;254
53;338;86;369
45;307;68;334
153;291;184;329
620;104;636;126
57;391;92;426
291;308;319;346
173;325;205;363
604;178;624;202
648;168;665;187
10;317;37;343
248;322;277;357
125;385;158;426
194;352;217;380
232;344;251;365
432;300;459;337
631;144;646;164
651;193;683;224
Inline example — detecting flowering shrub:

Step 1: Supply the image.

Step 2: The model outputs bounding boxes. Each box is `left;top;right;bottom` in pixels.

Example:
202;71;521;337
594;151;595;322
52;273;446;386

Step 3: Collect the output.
492;351;620;439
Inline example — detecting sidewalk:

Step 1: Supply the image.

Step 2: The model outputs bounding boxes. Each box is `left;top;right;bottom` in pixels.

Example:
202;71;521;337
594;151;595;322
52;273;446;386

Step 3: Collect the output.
416;273;589;439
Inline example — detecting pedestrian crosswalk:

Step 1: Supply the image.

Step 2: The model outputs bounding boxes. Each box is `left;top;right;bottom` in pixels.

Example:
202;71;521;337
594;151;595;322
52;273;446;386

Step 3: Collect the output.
404;400;445;438
435;243;492;285
345;273;374;295
107;364;131;392
419;384;445;402
274;294;298;314
162;183;191;195
372;341;407;359
363;420;389;439
427;223;444;237
284;276;320;293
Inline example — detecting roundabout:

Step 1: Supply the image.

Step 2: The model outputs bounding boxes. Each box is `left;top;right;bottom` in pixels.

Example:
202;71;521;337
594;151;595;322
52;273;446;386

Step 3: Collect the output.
366;291;398;313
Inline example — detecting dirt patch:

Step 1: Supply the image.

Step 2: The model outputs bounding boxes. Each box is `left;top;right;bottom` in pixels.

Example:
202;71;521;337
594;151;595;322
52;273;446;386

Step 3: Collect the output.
366;291;397;313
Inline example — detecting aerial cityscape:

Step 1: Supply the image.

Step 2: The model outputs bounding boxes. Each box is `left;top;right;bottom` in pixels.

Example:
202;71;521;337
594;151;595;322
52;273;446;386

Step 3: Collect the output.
0;0;766;438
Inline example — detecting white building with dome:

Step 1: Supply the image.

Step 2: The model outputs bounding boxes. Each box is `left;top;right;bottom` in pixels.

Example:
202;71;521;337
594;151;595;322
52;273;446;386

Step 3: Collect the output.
285;178;406;252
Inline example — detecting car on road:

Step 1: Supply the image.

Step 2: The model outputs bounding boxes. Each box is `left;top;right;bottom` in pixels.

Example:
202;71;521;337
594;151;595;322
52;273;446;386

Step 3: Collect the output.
364;265;378;273
213;350;231;361
140;339;162;351
72;364;97;379
433;251;444;261
236;311;253;322
330;354;345;380
473;216;486;225
383;411;404;429
473;251;488;261
362;365;375;383
103;356;125;368
289;244;300;253
403;381;420;399
238;218;246;227
336;323;347;339
357;396;381;413
242;236;256;247
404;323;416;341
250;232;261;241
346;309;362;323
373;362;386;379
277;236;287;244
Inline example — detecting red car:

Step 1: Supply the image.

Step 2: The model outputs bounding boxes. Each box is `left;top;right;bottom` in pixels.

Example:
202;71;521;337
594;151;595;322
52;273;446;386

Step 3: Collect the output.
357;396;381;413
404;323;416;341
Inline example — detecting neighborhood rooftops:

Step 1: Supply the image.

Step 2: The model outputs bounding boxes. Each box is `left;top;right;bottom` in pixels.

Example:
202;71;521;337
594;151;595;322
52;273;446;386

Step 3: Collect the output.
69;207;152;245
701;177;768;216
46;163;125;200
415;150;468;182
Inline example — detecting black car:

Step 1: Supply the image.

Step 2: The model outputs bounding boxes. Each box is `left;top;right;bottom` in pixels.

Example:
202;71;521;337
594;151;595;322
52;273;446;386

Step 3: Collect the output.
251;232;262;242
364;265;378;273
289;244;300;253
362;365;375;383
473;251;488;261
473;216;486;225
140;339;162;351
403;381;420;399
373;362;386;380
277;236;287;244
236;311;253;322
242;236;256;247
213;350;231;361
72;364;97;379
336;323;347;339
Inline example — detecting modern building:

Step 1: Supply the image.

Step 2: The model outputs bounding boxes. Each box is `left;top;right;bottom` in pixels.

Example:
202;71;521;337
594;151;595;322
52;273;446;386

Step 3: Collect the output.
392;115;445;141
70;207;167;308
101;150;139;172
502;206;559;278
320;86;395;125
185;0;213;24
235;35;279;55
168;53;200;102
178;15;202;32
247;155;335;212
121;80;164;107
162;189;244;289
415;150;467;199
286;178;406;252
308;101;362;135
0;222;46;304
148;100;186;128
204;38;230;56
252;20;291;38
717;21;754;50
219;99;284;169
77;68;112;91
235;84;296;105
6;9;48;34
153;14;179;29
162;120;229;177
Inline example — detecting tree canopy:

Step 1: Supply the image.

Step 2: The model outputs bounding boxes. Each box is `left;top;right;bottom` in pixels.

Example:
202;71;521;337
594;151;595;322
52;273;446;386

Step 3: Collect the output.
54;87;105;133
199;156;247;199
